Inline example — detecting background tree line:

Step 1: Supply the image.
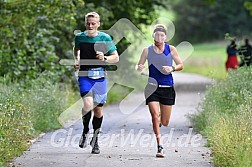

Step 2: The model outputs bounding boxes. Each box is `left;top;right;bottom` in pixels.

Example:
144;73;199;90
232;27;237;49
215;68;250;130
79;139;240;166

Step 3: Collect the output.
0;0;164;83
172;0;252;43
1;0;252;82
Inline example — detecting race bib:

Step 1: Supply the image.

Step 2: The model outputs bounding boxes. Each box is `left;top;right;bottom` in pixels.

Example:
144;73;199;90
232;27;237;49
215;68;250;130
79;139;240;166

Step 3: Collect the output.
88;67;105;79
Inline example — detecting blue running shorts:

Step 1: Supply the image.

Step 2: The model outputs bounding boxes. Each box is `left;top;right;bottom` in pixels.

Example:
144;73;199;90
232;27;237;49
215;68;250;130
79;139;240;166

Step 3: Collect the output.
78;76;107;105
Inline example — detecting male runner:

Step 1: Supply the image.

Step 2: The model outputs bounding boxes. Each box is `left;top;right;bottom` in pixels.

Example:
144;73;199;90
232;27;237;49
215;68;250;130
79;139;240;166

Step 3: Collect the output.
73;12;119;154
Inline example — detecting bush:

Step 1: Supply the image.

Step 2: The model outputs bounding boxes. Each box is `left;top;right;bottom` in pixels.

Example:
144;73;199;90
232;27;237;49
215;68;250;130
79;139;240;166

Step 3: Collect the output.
0;73;78;166
0;80;34;166
191;66;252;166
22;72;74;132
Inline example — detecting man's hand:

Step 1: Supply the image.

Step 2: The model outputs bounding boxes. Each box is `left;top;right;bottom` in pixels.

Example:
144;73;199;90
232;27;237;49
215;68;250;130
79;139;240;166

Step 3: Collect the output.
96;51;105;61
74;59;80;70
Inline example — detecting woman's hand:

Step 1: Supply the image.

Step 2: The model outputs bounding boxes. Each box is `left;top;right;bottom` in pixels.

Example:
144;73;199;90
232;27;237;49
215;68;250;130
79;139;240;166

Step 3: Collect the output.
162;66;174;73
136;64;145;72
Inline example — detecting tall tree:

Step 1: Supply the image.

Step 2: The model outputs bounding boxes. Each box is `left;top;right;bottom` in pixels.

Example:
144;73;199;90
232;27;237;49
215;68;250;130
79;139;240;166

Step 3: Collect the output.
0;0;82;81
172;0;252;43
0;0;164;82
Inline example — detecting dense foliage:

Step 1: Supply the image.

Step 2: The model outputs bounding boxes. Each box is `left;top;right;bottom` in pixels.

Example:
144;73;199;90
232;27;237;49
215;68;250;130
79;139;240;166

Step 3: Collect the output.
0;0;162;82
172;0;252;43
191;67;252;166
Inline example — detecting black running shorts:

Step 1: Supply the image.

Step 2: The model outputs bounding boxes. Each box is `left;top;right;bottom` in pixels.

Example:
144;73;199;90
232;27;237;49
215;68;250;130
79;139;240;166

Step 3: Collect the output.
144;84;176;105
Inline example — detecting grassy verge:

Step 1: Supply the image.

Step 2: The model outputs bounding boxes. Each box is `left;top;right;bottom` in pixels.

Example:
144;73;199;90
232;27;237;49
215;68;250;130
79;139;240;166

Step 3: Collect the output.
0;73;78;166
183;41;229;80
190;67;252;166
0;87;33;167
106;83;135;105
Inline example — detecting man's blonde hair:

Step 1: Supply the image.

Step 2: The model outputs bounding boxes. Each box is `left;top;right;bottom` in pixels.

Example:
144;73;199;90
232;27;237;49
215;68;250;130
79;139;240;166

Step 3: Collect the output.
85;12;100;22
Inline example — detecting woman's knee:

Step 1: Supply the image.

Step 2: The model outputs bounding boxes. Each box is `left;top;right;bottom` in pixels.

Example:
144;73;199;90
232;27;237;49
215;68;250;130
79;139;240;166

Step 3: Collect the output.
161;120;169;127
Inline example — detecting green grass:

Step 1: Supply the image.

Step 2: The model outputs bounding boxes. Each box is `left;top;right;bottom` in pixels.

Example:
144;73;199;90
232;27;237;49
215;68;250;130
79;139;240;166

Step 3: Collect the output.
0;91;33;166
0;73;78;166
183;41;230;80
106;83;134;105
190;67;252;166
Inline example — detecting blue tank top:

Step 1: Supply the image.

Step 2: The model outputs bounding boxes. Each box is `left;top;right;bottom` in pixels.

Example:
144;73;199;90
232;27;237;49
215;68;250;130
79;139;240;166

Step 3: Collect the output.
147;43;174;86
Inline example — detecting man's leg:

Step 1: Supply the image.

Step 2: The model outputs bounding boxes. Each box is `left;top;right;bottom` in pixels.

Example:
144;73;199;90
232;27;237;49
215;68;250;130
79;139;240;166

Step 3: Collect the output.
93;105;103;134
78;77;94;148
90;105;103;154
79;95;93;148
90;94;106;154
90;79;107;154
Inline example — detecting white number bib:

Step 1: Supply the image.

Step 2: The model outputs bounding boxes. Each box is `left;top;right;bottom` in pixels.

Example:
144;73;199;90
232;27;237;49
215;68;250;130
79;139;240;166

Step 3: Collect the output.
88;67;105;79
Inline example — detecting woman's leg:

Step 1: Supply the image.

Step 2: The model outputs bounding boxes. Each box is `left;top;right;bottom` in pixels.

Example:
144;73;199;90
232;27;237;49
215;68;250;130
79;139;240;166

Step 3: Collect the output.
160;104;172;127
148;101;161;145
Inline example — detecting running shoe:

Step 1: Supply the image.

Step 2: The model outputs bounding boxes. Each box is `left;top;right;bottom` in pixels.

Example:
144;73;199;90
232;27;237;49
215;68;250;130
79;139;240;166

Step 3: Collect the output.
79;133;88;148
90;137;100;154
156;145;165;158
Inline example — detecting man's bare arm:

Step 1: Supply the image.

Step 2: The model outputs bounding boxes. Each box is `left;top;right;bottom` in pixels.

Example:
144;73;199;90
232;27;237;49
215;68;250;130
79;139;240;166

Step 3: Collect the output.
73;48;80;69
73;48;80;60
104;50;119;63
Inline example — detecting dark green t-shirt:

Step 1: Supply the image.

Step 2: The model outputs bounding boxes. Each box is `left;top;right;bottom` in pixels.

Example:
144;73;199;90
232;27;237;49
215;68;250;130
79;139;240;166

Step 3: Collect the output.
74;31;117;70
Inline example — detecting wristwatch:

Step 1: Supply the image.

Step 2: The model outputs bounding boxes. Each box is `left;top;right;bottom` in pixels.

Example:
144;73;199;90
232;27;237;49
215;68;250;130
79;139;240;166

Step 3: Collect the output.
172;66;176;72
